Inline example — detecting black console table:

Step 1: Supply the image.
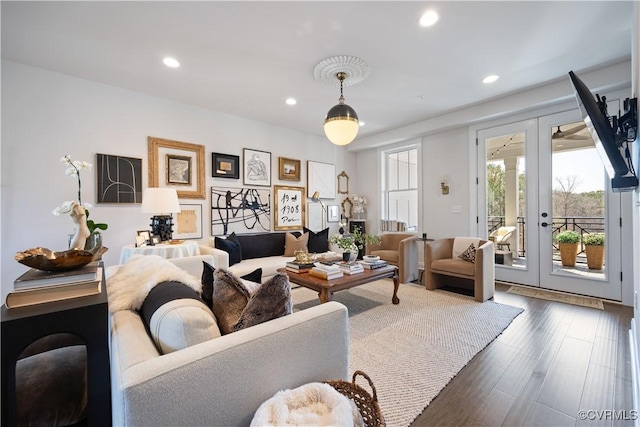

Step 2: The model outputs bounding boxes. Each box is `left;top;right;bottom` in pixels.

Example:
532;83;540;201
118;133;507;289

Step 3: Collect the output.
1;269;111;426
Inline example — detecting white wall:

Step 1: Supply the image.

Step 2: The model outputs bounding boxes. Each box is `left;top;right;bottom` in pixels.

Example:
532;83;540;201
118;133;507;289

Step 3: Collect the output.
1;60;355;301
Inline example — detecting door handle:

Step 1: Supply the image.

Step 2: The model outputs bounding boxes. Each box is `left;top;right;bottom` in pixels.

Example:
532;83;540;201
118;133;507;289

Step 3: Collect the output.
541;222;549;227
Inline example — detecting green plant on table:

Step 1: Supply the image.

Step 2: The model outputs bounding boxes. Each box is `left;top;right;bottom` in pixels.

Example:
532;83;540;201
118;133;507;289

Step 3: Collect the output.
329;225;381;251
583;233;605;246
555;230;580;244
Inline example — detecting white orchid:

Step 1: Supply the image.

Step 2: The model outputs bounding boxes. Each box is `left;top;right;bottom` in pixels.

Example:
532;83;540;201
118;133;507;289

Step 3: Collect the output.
54;155;107;235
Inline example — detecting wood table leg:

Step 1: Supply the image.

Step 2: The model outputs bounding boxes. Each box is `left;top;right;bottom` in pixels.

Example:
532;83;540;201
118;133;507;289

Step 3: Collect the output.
392;271;400;304
318;289;331;304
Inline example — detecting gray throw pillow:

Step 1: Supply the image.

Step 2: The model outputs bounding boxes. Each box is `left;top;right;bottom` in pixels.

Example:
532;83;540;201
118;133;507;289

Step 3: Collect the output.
232;273;292;332
212;269;252;334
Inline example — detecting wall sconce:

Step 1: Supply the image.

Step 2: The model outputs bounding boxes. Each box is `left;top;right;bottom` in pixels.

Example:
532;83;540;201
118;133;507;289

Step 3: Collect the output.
440;176;449;195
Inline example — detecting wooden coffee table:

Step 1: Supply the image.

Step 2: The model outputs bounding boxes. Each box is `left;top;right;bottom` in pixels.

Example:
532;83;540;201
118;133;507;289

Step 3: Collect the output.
279;265;400;305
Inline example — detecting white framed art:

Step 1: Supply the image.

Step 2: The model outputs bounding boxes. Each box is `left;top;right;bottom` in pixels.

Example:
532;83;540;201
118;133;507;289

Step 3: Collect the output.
307;161;335;199
243;148;271;187
174;204;203;239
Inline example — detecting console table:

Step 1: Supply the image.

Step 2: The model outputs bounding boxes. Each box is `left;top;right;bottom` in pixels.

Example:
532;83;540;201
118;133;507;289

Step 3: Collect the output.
1;268;111;426
119;240;200;264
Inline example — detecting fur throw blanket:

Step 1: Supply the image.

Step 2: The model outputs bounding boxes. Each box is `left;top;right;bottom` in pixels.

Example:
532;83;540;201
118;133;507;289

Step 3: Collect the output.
107;255;201;313
251;382;363;426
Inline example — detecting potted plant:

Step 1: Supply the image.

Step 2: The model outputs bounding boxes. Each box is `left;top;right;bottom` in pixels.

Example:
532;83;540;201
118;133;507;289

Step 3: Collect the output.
583;233;605;270
555;230;580;267
329;226;380;262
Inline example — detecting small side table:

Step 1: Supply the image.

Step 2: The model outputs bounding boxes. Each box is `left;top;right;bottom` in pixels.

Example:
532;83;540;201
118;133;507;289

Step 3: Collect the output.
416;236;435;285
1;267;111;426
119;240;200;264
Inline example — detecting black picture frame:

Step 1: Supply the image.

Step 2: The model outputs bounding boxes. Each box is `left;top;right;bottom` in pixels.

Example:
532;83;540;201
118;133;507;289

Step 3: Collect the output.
212;153;240;179
96;154;143;204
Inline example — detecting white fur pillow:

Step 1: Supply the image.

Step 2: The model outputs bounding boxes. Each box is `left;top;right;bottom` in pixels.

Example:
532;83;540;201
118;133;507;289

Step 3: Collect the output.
107;255;201;313
250;382;361;426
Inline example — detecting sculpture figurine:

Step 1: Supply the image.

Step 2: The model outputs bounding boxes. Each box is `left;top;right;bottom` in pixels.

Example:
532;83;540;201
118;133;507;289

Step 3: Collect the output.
69;201;90;250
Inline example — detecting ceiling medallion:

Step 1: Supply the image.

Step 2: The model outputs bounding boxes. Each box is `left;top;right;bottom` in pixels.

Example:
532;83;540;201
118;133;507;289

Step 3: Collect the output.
313;55;369;87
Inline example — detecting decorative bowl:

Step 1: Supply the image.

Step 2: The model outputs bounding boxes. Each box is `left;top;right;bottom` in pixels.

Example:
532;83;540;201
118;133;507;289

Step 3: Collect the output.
15;246;108;272
362;255;380;264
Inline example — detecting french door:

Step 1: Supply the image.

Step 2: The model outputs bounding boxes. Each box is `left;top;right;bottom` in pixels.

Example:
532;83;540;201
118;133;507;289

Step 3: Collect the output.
477;111;622;300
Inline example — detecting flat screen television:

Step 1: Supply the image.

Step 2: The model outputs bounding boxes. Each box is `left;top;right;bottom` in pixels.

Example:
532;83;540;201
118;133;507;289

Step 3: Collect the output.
568;70;638;192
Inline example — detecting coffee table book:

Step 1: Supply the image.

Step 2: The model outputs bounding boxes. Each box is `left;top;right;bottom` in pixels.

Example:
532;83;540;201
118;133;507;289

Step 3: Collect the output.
309;268;344;280
358;260;388;270
6;270;103;309
13;262;99;290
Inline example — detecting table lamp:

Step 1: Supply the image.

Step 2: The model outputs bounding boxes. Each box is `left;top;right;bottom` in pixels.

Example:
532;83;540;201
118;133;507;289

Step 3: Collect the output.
141;188;181;242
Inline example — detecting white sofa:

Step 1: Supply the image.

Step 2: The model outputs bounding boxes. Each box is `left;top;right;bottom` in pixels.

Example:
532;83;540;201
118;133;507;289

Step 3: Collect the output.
107;254;349;426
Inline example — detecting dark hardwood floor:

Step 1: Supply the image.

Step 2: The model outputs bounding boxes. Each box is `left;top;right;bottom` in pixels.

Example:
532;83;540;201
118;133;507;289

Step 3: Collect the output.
411;283;635;427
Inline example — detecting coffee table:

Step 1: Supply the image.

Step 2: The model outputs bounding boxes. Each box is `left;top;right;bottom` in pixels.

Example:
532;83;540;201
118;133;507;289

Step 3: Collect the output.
279;265;400;305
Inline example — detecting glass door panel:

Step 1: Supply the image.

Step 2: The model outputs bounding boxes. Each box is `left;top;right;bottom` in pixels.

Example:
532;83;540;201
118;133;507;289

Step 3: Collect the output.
539;110;621;300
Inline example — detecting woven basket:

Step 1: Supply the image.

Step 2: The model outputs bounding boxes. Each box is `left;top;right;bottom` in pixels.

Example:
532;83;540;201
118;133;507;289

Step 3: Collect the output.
325;370;385;427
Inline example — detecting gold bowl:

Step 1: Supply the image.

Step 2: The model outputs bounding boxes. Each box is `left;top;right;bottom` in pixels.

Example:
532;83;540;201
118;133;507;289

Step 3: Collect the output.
15;246;108;272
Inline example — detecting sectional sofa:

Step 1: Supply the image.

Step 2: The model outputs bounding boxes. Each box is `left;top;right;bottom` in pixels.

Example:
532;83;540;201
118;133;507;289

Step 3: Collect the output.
107;254;349;426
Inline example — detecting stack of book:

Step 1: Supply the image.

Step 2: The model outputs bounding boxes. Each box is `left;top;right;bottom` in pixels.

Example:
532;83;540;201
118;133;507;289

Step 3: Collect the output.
309;263;344;280
285;261;315;274
358;260;389;270
6;262;102;309
337;262;364;275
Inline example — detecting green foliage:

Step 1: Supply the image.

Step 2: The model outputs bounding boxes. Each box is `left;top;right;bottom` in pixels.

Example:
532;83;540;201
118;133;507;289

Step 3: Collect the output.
583;233;605;246
555;230;580;244
329;225;381;251
85;209;108;235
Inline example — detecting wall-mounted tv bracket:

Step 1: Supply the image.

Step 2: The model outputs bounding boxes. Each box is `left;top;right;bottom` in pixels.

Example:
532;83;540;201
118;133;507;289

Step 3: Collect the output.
596;95;637;177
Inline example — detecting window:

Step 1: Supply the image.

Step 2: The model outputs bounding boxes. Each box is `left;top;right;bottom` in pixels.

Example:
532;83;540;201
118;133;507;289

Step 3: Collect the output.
383;147;418;231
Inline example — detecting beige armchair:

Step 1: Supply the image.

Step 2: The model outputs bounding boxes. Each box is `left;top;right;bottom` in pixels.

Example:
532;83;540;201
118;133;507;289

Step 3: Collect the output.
425;237;495;302
366;233;418;283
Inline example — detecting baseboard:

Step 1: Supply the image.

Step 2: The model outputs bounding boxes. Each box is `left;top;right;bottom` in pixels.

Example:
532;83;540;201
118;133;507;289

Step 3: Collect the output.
630;318;640;426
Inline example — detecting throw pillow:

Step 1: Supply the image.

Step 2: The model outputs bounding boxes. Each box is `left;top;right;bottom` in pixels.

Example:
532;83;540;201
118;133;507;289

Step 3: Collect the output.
214;231;243;266
140;281;220;354
211;269;252;334
458;243;477;263
303;227;329;253
284;231;309;257
232;272;292;332
201;261;262;308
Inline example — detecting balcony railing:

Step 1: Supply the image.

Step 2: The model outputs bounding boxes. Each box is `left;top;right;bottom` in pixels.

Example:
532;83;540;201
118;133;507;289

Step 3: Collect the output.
488;216;605;262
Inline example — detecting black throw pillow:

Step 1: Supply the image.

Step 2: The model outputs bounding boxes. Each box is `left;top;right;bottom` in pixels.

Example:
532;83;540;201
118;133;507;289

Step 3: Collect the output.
201;261;262;308
214;231;242;266
303;227;329;253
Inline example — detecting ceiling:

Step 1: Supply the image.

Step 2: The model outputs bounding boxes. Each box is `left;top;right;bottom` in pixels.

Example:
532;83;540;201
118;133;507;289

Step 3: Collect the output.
1;1;633;147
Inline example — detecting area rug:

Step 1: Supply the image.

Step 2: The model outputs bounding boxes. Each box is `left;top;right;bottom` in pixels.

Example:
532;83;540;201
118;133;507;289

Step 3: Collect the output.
506;285;604;310
291;281;523;427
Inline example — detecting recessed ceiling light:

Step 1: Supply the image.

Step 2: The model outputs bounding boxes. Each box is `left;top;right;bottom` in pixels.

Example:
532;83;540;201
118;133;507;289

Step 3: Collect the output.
483;75;500;84
419;10;439;27
285;98;297;106
359;121;365;126
163;57;180;68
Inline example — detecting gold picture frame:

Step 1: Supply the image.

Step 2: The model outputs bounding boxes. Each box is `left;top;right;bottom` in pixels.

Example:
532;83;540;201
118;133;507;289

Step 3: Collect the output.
148;136;205;199
274;185;305;230
278;157;301;181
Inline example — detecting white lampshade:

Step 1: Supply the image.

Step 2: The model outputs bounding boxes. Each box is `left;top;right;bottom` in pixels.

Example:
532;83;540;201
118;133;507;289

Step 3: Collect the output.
141;188;181;214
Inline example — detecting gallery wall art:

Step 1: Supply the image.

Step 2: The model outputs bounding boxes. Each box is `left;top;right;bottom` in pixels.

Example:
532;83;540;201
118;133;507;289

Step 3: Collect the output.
211;187;271;235
243;148;271;187
148;136;206;199
274;185;305;231
307;161;335;199
174;204;203;240
96;154;142;204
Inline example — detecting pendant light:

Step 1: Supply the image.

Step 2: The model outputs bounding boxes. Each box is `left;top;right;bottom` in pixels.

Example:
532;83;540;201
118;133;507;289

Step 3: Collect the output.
314;55;369;146
324;72;359;146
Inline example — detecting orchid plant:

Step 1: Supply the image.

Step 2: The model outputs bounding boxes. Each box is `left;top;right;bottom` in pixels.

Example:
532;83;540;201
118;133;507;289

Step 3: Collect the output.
53;155;108;235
